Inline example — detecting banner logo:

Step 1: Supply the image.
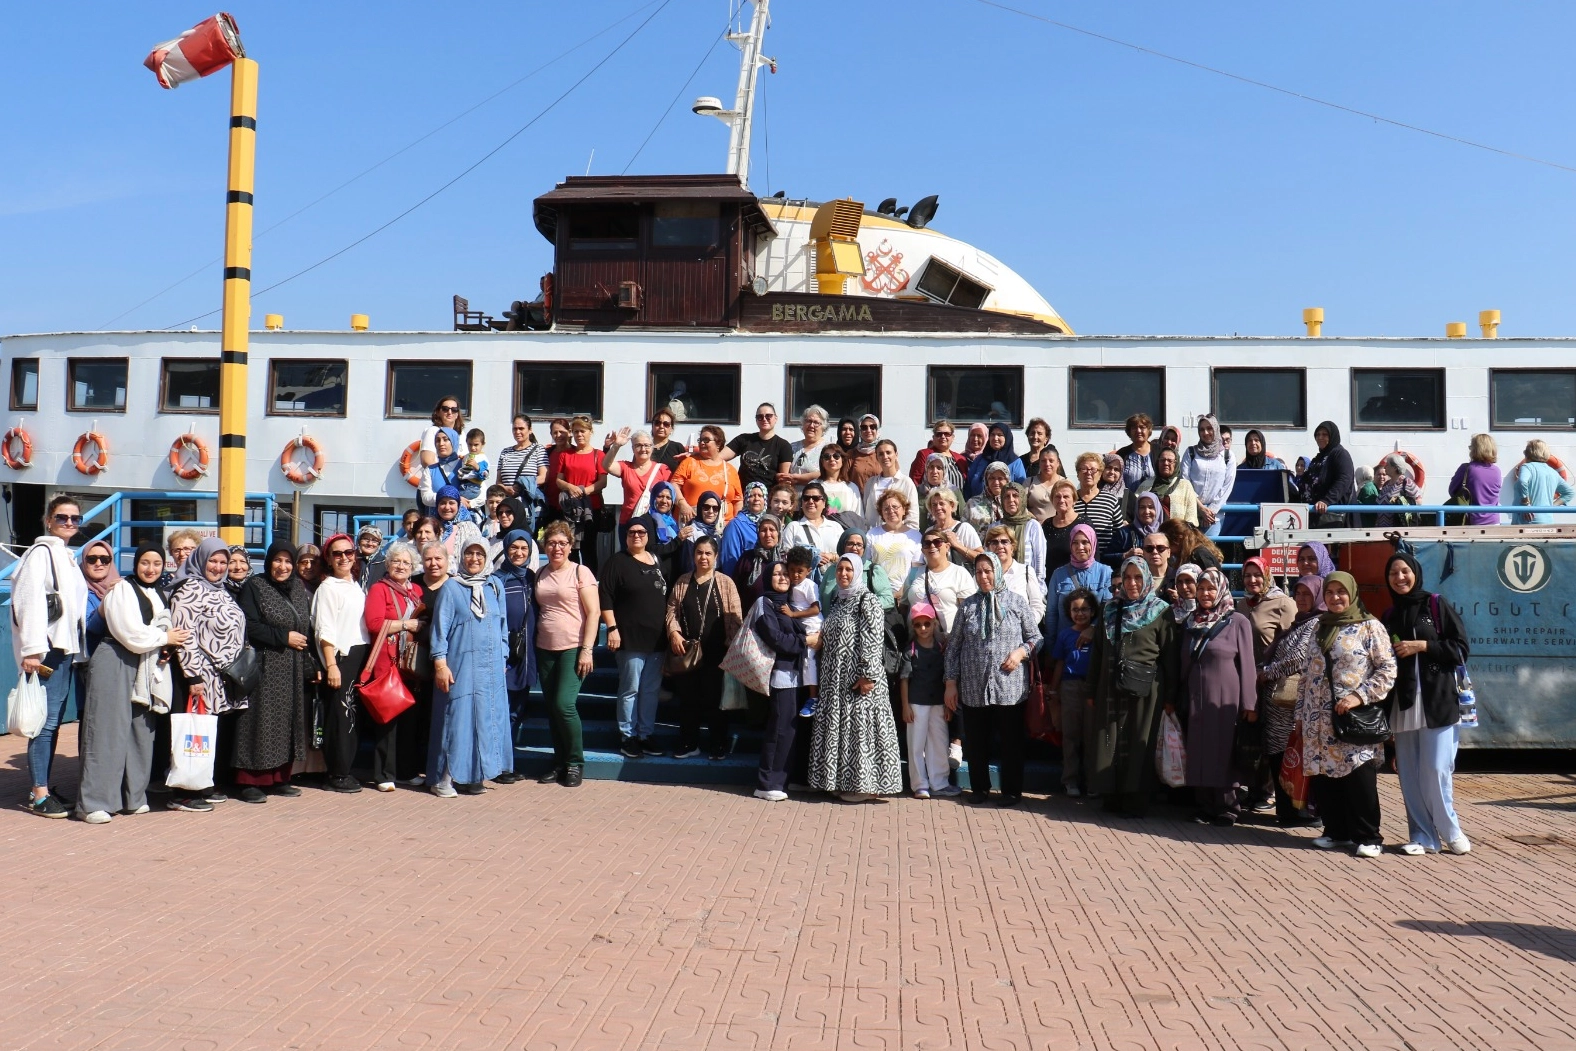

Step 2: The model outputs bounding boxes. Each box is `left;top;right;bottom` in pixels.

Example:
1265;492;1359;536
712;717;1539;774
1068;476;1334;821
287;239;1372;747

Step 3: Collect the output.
183;733;213;757
1498;544;1552;593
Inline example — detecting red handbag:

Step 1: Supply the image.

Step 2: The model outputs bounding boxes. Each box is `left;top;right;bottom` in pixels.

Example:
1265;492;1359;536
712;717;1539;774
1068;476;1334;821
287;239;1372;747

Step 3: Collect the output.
1024;656;1060;744
355;627;415;724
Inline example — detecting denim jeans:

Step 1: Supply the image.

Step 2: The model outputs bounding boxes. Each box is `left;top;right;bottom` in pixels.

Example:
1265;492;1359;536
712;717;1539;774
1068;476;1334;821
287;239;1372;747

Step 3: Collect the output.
615;650;665;740
27;649;77;790
1393;724;1463;850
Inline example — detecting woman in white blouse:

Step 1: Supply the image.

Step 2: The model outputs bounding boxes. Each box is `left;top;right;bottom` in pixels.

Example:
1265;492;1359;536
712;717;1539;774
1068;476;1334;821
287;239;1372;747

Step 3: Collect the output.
900;528;980;636
1179;414;1237;538
312;532;371;794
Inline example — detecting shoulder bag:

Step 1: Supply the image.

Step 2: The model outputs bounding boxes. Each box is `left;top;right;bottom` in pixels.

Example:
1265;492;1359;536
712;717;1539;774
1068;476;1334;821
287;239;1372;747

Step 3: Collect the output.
1326;650;1390;745
354;621;416;724
201;639;261;698
12;546;63;627
1113;610;1158;696
667;576;715;676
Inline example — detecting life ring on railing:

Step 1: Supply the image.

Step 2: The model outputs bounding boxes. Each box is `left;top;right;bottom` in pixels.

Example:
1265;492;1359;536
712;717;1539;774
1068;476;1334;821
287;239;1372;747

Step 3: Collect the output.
399;441;423;487
168;433;210;480
1549;455;1571;482
2;427;33;470
72;432;109;475
1382;450;1426;490
280;435;326;485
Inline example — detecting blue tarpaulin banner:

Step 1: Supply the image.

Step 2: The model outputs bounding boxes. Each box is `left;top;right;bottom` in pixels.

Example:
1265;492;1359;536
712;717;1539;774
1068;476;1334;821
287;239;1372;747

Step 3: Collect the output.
1413;540;1576;748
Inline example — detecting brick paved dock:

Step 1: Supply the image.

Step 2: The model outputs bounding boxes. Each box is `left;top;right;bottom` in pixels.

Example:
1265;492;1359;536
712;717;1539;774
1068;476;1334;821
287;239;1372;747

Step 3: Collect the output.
1;726;1573;1050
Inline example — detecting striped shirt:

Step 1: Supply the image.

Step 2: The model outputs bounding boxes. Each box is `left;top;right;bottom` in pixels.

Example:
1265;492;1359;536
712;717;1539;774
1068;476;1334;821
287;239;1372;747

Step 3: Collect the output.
1073;490;1126;553
496;443;547;493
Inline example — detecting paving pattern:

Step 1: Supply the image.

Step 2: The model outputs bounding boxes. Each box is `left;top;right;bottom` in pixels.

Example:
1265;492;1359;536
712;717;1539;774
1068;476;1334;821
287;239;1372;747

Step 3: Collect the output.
2;726;1575;1050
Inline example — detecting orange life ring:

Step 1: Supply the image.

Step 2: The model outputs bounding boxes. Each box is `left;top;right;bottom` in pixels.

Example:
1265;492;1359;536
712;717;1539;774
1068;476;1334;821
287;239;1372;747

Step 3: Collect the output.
281;435;326;485
1;427;33;470
399;440;423;487
1381;450;1427;489
168;433;210;480
72;431;109;475
1549;455;1570;482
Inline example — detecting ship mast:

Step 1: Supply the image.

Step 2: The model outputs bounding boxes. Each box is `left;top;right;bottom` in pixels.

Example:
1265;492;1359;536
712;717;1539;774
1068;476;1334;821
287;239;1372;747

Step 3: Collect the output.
692;0;773;188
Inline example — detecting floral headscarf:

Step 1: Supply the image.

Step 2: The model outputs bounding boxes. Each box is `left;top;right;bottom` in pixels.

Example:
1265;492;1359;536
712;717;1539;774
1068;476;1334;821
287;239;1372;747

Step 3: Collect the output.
1104;555;1171;641
1186;566;1235;634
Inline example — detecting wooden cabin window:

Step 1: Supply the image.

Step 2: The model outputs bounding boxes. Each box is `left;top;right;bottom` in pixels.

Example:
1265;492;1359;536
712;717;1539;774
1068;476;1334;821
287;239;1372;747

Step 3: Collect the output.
387;361;472;419
648;365;740;425
68;358;128;412
568;207;639;250
10;358;37;411
516;362;603;421
160;358;221;414
269;359;348;417
1069;367;1163;429
651;202;720;248
1212;368;1305;429
1492;369;1576;430
787;365;881;423
1351;368;1444;430
928;366;1022;426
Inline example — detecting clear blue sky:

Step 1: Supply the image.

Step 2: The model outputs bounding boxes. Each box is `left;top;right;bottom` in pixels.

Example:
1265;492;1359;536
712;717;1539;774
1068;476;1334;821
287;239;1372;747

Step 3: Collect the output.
4;1;1574;338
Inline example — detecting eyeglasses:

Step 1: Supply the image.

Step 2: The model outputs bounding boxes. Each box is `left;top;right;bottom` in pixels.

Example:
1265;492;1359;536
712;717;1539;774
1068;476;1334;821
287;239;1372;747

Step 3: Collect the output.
1143;544;1169;553
988;538;1012;546
52;514;84;526
696;437;715;445
83;554;112;566
329;549;356;560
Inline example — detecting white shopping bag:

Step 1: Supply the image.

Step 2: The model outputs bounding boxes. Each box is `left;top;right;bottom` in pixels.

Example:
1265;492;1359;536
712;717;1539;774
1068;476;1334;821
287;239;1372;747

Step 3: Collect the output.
1155;710;1187;788
167;696;218;791
6;672;47;739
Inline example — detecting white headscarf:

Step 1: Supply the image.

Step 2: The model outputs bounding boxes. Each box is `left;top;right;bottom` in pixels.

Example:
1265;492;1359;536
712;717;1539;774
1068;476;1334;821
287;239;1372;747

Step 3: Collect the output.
835;552;868;600
452;540;493;619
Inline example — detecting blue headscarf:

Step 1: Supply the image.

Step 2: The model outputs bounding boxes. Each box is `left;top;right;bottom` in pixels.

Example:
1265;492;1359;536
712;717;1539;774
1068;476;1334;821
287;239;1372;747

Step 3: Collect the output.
983;423;1018;469
435;426;462;464
648;481;679;543
495;529;535;585
692;490;724;538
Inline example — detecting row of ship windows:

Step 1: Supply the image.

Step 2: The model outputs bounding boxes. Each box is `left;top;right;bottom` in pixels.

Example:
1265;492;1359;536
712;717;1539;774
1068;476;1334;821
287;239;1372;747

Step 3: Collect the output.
8;358;1576;432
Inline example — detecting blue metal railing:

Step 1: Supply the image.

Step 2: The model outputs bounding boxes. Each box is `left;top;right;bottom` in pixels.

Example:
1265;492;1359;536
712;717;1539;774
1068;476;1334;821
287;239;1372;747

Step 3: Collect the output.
0;490;277;584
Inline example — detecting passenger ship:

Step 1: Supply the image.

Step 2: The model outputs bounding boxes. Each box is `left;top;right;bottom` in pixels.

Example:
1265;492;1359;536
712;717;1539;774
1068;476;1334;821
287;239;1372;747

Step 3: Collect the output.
0;1;1569;546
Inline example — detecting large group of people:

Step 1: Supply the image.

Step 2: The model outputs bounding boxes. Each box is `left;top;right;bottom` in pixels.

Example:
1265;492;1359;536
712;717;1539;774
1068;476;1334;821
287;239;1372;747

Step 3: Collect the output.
7;399;1527;859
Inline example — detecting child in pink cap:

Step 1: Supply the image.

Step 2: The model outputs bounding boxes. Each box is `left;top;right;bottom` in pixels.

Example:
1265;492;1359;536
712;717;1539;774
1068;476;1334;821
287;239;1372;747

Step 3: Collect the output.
900;603;959;798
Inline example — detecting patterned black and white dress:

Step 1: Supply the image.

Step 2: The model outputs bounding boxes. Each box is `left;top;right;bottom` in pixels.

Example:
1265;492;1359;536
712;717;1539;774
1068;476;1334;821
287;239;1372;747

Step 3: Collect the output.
170;576;247;712
808;588;903;795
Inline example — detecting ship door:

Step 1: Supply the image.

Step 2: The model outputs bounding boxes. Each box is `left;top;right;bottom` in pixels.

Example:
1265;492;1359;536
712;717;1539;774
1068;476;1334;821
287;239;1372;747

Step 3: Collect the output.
642;202;727;325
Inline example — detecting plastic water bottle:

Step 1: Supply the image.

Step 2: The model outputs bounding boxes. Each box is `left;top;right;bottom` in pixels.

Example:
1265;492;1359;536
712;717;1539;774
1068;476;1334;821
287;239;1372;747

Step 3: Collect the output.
1455;668;1478;729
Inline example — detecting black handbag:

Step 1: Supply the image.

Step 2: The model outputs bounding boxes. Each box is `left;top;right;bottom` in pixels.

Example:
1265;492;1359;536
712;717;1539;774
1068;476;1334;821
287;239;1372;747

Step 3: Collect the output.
1326;653;1390;745
218;646;262;697
508;626;530;666
1113;612;1158;695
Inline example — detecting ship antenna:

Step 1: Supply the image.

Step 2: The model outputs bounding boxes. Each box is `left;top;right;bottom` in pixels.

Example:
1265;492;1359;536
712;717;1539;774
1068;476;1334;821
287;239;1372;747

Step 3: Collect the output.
692;0;774;187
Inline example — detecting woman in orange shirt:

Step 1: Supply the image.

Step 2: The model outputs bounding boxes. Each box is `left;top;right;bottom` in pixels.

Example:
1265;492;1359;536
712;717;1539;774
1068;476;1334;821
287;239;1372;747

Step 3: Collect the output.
671;425;742;522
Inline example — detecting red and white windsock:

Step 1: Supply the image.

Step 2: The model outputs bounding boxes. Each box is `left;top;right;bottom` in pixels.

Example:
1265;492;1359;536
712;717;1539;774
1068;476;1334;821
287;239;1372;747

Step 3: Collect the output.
144;13;245;89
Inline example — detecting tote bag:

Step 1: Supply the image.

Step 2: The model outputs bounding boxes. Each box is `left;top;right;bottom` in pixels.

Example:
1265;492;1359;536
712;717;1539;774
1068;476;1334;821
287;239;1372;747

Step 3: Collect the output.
167;693;219;791
1155;710;1187;787
719;602;775;696
355;626;416;724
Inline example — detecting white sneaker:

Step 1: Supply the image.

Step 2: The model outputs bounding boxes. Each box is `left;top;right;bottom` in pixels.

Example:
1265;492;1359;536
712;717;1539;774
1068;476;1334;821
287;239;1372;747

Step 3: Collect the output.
1354;843;1382;858
124;804;150;816
1311;836;1354;850
79;810;112;825
429;777;458;799
1447;836;1472;855
947;742;963;770
1064;785;1082;798
933;784;963;798
752;789;788;802
376;782;396;793
1397;842;1426;856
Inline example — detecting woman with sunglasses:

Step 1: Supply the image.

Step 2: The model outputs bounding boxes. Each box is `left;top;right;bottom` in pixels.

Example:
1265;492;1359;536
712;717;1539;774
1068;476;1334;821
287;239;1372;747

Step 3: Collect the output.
599;515;670;758
814;446;862;518
847;414;885;491
12;497;90;818
311;534;371;794
418;395;466;468
908;420;966;484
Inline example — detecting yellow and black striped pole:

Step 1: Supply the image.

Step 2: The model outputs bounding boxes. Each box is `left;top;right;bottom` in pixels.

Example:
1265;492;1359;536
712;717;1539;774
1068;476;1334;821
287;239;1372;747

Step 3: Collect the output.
217;57;258;546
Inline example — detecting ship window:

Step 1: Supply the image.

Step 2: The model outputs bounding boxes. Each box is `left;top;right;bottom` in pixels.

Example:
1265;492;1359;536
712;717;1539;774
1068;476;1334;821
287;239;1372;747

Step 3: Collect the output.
68;358;128;412
928;366;1022;426
1351;368;1444;429
127;499;197;552
649;365;740;425
516;362;603;420
160;358;220;414
567;207;640;250
1069;367;1164;429
1212;368;1305;429
315;504;393;544
10;358;37;411
269;359;348;417
914;260;990;310
387;361;472;419
652;202;719;248
1491;370;1576;430
787;365;881;424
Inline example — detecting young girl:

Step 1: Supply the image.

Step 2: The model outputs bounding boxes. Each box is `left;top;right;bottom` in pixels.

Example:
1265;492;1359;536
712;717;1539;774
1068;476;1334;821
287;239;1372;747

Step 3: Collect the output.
1049;588;1099;797
900;603;958;799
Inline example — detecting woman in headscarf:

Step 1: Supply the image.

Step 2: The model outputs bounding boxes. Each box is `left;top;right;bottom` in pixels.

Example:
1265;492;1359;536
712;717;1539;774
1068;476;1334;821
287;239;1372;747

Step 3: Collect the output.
666;535;743;761
751;561;810;802
833;417;859;473
719;481;768;575
1380;551;1471;856
1296;572;1397;857
733;512;787;606
916;452;964;532
678;490;726;576
1301;421;1356;528
295;543;323;592
311;533;370;794
944;550;1043;807
820;531;894;612
1237;555;1299;811
417;425;465;515
1046;524;1111;641
1139;447;1200;527
77;539;119;660
496;528;539;765
993;482;1044;584
1240;429;1286;471
1089;555;1178;817
965;422;1027;499
433;485;485;573
1151;425;1184;475
960;423;989;497
847;413;884;490
1026;446;1066;523
169;536;249;812
966;461;1014;534
1100;452;1129;515
1295;541;1337;579
488;497;534;568
1374;452;1424;527
224;546;251;599
428;537;513;796
1258;574;1325;826
598;515;668;759
232;540;314;803
982;526;1046;635
359;540;428;793
1105;492;1165;569
1179;567;1257;825
1179;414;1236;538
75;543;186;823
809;553;903;802
1171;562;1200;622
